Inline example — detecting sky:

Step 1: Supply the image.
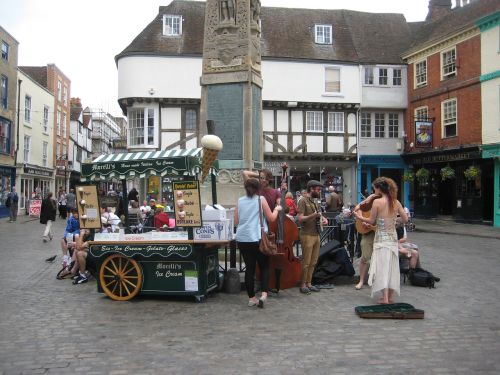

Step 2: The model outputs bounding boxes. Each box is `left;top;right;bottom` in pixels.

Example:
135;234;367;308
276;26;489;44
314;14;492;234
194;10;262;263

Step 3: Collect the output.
0;0;432;118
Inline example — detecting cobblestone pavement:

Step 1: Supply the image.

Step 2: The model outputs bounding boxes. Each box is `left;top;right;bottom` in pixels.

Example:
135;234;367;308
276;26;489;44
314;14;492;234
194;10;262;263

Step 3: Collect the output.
0;217;499;375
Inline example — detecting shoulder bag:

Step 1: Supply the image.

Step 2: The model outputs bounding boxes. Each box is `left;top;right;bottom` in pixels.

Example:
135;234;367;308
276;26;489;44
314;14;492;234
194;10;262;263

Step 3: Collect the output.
258;195;277;256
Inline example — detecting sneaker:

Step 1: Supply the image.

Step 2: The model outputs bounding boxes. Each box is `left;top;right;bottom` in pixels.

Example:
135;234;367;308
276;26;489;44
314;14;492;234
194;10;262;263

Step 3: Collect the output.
248;299;258;307
300;287;311;295
73;275;88;285
71;274;80;280
308;285;321;292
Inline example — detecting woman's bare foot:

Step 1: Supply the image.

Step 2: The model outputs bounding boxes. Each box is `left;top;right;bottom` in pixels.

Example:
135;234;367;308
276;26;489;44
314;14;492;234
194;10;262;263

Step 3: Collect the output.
355;282;363;290
377;298;390;304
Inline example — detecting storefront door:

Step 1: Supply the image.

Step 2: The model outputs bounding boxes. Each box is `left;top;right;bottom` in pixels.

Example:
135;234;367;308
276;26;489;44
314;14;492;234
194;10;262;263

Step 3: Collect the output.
438;179;454;215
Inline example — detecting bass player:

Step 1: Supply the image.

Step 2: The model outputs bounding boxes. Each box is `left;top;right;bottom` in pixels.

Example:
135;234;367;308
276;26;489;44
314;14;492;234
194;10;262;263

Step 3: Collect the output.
353;192;381;290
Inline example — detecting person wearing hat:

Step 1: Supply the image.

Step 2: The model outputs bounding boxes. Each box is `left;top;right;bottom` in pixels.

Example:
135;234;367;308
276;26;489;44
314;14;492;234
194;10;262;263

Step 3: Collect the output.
297;180;328;294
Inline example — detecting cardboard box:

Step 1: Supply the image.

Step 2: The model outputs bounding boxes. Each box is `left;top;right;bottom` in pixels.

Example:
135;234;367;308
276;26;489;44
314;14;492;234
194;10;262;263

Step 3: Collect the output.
202;206;227;221
194;219;233;241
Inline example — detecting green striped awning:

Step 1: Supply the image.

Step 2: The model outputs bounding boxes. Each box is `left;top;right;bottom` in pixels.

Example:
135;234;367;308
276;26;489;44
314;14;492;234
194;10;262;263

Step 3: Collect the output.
81;148;217;181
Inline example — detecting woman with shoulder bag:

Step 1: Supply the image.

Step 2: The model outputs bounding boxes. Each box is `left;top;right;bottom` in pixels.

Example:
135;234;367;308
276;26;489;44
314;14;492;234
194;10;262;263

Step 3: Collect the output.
40;192;57;242
234;178;281;308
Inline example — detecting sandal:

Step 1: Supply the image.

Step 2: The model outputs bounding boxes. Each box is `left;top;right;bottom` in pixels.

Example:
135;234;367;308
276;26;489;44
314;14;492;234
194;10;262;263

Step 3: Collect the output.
56;268;72;280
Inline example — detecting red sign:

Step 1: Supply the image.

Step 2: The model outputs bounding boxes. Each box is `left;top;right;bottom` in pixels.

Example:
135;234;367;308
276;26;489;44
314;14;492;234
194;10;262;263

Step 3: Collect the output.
29;199;42;218
56;159;68;167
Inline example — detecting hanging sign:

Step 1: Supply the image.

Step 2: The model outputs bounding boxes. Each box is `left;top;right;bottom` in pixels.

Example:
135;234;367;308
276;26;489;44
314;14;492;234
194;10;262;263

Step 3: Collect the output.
415;121;433;148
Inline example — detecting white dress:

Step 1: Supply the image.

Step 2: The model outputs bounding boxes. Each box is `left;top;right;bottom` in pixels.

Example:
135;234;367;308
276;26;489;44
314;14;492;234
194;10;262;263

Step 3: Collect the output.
368;217;400;298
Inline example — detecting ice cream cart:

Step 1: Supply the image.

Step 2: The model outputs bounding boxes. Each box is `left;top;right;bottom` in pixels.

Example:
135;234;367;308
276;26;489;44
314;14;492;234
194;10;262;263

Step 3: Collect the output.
80;136;229;302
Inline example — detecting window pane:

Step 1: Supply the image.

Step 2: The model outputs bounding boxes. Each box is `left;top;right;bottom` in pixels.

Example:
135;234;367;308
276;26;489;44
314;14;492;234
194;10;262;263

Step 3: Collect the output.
0;118;11;153
388;113;399;138
1;75;7;108
379;69;388;85
361;113;371;137
364;67;373;85
306;111;323;132
328;112;344;132
147;109;154;145
374;113;385;138
442;49;456;78
415;107;428;121
25;96;31;122
393;69;402;86
416;60;427;86
325;68;340;92
185;109;197;131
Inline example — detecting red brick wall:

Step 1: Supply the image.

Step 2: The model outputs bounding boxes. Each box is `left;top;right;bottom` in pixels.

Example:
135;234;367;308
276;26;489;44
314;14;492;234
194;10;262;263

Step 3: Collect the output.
406;35;482;151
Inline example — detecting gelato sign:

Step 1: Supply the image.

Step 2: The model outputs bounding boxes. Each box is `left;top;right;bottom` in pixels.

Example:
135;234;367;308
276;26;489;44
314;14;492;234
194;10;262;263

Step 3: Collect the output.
89;243;193;259
82;158;188;177
173;181;202;227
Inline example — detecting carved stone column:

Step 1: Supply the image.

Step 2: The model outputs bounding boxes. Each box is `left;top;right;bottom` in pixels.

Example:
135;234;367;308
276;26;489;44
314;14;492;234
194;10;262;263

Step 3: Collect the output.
200;0;263;206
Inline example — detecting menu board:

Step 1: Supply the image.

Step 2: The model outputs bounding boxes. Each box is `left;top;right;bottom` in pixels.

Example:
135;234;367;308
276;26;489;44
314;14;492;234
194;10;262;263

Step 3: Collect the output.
172;181;202;227
76;185;102;229
29;199;42;217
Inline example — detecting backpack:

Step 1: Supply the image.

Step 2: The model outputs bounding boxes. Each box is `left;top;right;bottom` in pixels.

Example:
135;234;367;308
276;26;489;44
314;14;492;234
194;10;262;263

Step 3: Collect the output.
409;267;440;289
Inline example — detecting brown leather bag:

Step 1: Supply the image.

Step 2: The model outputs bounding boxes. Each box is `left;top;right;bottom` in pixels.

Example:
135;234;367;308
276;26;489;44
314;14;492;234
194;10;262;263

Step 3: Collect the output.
258;196;277;256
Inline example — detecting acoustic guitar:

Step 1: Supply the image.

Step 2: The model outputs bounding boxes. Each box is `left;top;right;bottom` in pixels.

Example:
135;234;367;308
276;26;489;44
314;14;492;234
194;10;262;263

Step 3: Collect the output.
355;210;376;234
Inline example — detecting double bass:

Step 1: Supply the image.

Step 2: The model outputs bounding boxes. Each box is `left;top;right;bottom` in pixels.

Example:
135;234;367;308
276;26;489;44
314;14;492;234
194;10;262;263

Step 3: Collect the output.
268;163;302;292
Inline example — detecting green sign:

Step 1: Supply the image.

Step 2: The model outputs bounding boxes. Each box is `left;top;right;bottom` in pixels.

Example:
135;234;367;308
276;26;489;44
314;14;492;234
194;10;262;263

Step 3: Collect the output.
89;243;193;259
82;158;189;178
140;261;198;292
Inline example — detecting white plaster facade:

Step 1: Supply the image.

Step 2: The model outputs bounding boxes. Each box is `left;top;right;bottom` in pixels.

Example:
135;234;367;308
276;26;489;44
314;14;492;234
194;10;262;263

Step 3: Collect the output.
16;69;55;210
480;22;500;145
70;110;93;175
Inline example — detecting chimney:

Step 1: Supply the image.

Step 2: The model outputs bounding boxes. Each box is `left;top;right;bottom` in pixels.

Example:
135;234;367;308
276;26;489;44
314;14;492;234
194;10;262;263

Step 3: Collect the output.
426;0;452;22
70;97;82;108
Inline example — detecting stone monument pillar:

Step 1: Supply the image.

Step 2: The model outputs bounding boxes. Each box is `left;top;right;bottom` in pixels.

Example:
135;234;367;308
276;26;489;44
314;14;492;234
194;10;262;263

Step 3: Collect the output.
200;0;263;206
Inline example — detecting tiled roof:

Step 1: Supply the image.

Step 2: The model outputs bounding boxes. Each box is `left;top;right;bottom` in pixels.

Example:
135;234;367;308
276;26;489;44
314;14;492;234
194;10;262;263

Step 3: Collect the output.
116;0;413;64
405;0;500;55
18;66;47;88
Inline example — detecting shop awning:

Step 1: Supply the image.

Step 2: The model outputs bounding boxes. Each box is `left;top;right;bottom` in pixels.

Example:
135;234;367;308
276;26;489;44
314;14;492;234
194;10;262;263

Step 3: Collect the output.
81;148;217;181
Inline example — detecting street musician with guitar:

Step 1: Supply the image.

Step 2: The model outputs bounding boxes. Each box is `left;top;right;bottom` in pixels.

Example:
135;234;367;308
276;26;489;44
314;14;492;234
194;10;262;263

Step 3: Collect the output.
353;193;381;290
297;180;328;295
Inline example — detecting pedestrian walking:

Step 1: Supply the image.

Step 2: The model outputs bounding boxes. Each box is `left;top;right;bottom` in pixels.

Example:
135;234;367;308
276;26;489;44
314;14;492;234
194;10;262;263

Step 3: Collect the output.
66;189;76;211
6;187;19;222
58;190;67;219
40;192;57;242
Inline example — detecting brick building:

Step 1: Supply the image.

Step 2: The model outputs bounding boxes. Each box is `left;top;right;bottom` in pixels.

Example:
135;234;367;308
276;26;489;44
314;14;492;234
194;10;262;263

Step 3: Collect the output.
402;0;499;222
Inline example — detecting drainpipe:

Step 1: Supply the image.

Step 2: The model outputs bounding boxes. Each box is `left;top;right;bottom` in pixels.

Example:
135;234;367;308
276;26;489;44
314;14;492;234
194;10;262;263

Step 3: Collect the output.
14;78;22;183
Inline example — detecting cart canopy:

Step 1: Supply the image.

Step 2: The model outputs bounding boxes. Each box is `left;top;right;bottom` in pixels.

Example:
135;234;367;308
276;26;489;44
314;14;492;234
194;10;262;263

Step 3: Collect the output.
81;148;217;181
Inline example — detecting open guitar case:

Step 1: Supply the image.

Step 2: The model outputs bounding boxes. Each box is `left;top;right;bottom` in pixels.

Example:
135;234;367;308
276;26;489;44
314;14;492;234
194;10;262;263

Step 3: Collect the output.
355;303;424;319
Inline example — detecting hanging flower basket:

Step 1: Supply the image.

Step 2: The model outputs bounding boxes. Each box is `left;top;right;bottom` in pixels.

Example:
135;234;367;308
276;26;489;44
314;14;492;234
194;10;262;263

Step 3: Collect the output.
403;170;414;182
464;166;481;180
440;165;455;181
415;167;430;184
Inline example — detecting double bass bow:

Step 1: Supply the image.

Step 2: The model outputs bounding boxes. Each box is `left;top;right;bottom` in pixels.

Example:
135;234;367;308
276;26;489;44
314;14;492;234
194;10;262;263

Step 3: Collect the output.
268;163;302;292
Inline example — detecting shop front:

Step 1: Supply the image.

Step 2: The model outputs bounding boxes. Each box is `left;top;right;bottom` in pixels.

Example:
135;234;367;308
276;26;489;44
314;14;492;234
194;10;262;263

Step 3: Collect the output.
357;155;409;208
482;144;500;227
0;165;15;218
404;147;494;222
16;165;54;214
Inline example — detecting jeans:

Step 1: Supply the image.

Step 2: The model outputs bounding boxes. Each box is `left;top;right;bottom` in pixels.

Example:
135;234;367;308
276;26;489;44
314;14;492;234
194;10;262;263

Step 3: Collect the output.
9;205;18;221
238;241;269;298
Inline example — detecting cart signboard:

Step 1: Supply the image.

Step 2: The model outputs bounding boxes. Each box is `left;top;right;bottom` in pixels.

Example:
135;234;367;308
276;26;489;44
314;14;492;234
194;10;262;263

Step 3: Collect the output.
76;185;102;229
173;181;202;227
89;243;194;259
141;261;198;292
29;199;42;217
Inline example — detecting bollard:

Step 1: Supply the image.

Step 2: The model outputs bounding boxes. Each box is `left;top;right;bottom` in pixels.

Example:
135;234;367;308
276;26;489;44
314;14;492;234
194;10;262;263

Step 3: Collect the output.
224;268;240;294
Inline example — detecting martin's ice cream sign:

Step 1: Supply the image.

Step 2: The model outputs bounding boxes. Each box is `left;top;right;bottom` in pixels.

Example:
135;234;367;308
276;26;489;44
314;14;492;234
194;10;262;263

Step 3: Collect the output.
194;220;233;241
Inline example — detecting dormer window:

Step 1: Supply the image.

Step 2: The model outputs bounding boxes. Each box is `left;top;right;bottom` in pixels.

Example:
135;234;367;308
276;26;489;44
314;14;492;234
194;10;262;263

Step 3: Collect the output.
315;24;332;44
163;15;182;36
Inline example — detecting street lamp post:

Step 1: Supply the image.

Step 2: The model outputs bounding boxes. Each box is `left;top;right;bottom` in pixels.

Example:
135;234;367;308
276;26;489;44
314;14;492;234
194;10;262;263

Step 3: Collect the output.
56;154;69;191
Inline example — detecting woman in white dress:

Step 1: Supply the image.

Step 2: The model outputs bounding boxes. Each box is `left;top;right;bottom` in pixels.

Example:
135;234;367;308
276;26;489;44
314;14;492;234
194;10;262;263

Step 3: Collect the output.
354;177;408;304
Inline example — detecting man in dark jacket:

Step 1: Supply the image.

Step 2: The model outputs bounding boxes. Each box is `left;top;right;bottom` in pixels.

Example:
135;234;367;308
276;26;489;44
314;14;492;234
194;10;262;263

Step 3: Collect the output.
40;192;57;242
6;187;19;222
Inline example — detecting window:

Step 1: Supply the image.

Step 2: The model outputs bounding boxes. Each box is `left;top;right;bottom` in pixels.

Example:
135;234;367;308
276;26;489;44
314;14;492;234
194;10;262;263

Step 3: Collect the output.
24;95;31;123
24;135;30;162
43;106;49;132
393;69;402;86
328;112;344;133
128;108;155;146
306;111;323;132
378;68;388;85
56;143;60;159
315;24;332;44
0;117;11;153
57;81;62;101
1;41;8;60
442;99;457;138
388;113;399;138
185;109;197;131
56;111;61;136
325;67;341;93
76;147;82;163
1;75;7;108
62;144;66;158
364;67;374;85
163;15;182;36
374;113;385;138
63;86;68;106
442;48;456;79
415;106;428;121
360;112;371;137
42;142;48;167
415;60;427;87
62;112;66;138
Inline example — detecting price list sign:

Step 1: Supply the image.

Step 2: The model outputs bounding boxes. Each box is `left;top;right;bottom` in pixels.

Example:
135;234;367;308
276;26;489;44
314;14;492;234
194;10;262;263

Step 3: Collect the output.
172;181;202;227
76;185;102;229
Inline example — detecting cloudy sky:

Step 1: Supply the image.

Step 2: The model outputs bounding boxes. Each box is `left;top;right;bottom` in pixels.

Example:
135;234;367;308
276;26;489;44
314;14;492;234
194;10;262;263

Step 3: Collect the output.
1;0;432;117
